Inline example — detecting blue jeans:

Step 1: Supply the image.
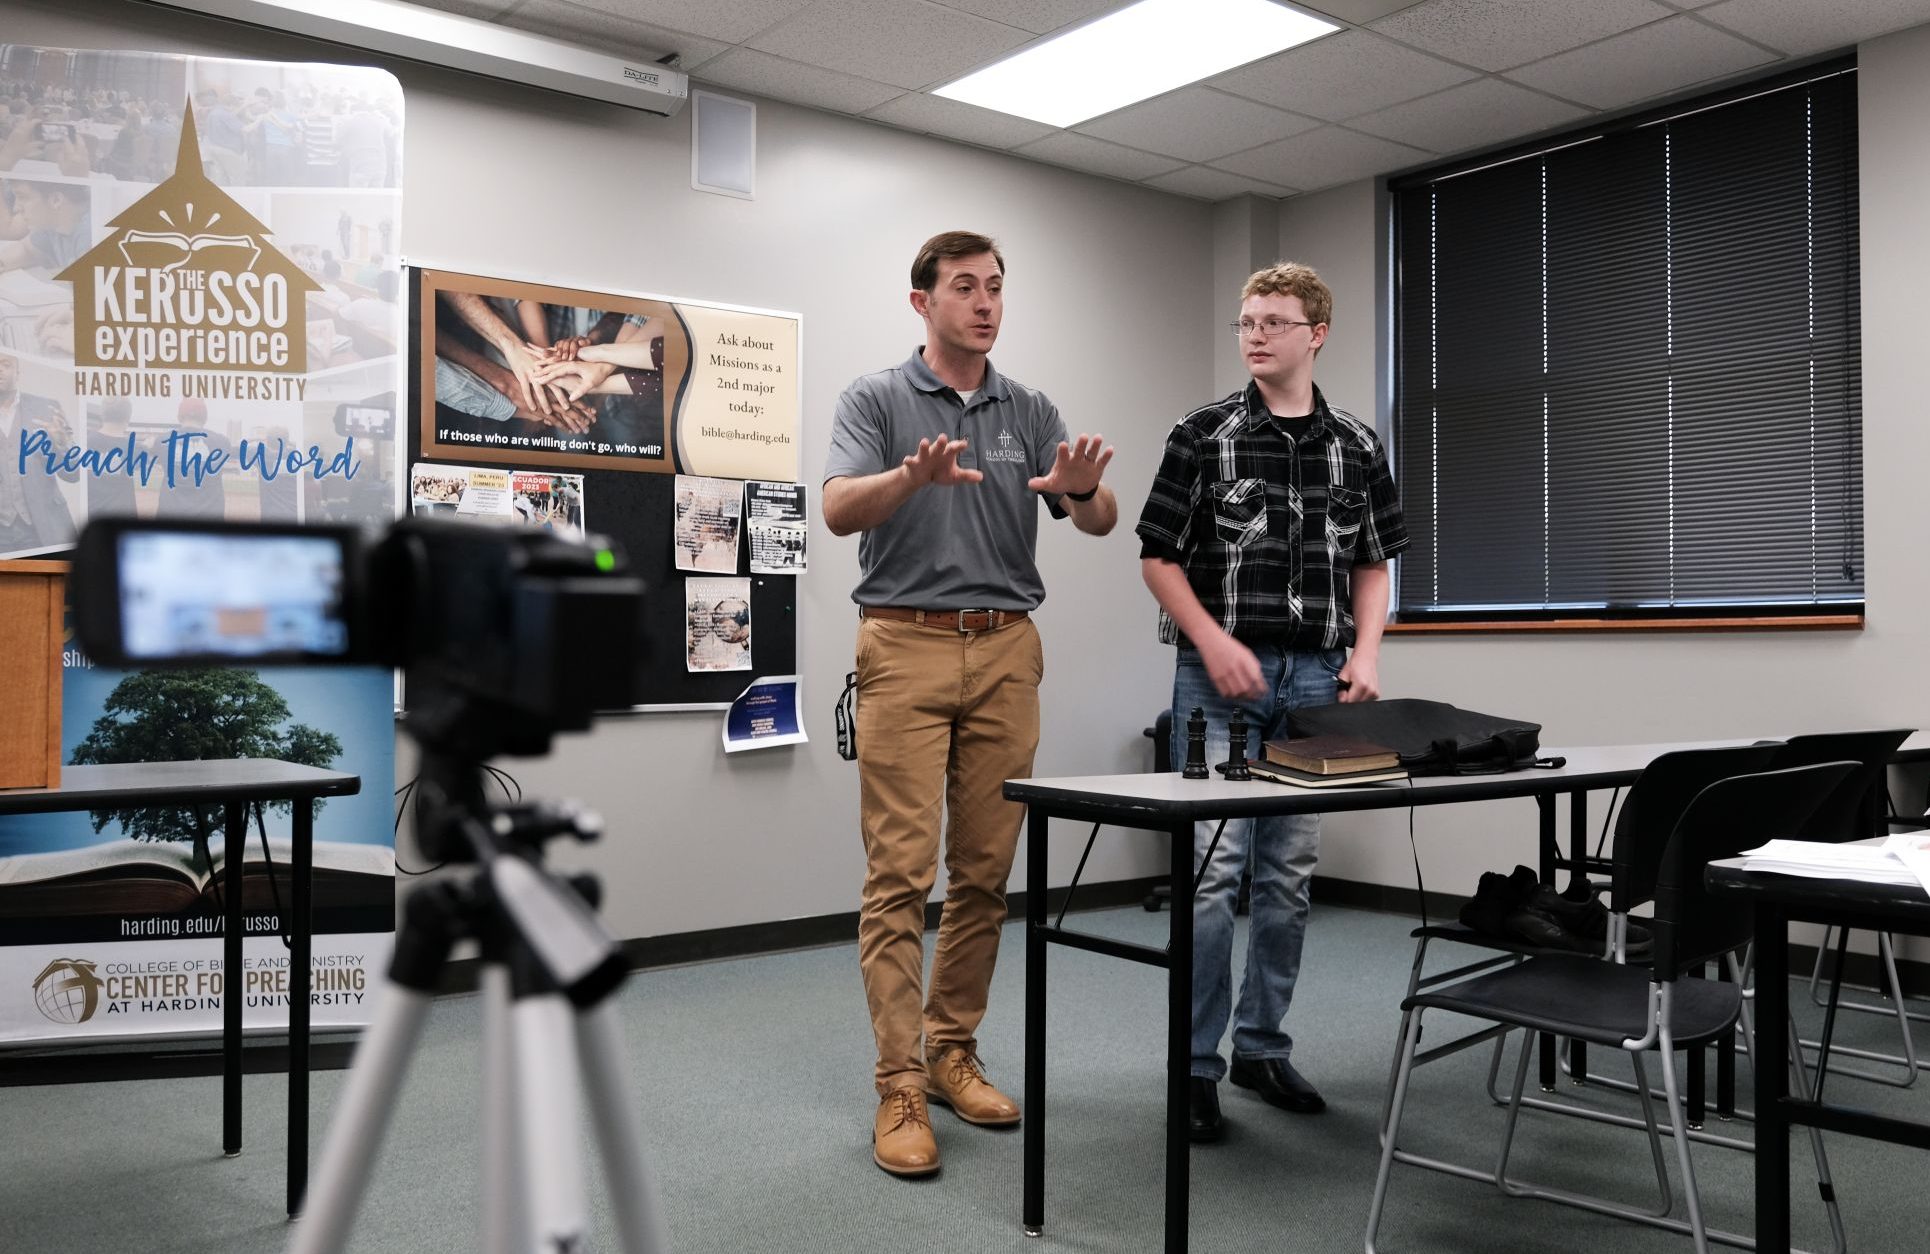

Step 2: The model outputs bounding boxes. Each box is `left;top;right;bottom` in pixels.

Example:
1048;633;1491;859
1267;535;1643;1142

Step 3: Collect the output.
1171;644;1343;1080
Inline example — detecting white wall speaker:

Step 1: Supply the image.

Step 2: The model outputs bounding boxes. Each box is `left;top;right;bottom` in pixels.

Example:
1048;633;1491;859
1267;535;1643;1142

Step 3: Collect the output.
692;90;755;199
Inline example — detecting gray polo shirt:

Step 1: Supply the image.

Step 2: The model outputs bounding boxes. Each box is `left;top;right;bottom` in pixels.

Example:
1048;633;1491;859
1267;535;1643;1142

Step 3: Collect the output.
825;349;1069;611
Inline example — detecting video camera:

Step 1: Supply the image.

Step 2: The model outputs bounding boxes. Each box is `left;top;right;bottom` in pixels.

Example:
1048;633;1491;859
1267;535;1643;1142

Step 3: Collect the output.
71;516;646;764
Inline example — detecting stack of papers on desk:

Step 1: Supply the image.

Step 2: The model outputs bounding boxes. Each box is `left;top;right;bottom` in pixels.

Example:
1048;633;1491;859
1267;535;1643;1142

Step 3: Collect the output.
1738;837;1930;894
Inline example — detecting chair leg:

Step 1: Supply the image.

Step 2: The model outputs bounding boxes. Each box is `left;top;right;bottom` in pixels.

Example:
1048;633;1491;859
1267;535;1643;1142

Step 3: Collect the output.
1729;950;1759;1076
1785;1012;1850;1254
1806;924;1836;1008
1492;1027;1536;1191
1655;1028;1712;1254
1687;966;1708;1129
1366;1008;1427;1254
1797;929;1925;1087
1625;1052;1676;1217
1380;937;1434;1140
1496;1036;1671;1219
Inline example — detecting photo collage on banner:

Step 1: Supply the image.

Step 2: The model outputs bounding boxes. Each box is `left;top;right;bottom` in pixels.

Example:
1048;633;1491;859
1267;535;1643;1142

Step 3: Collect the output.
0;45;404;1043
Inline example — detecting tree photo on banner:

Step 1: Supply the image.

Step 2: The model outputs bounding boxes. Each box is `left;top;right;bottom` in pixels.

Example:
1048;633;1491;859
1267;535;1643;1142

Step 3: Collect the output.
415;266;801;482
0;45;404;1044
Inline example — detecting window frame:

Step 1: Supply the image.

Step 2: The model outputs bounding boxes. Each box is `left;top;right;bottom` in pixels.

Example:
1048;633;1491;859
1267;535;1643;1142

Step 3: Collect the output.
1384;57;1863;633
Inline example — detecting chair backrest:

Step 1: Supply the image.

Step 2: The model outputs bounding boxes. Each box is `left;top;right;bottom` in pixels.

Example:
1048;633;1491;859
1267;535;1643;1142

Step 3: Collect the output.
1612;744;1783;912
1651;761;1859;975
1769;729;1914;842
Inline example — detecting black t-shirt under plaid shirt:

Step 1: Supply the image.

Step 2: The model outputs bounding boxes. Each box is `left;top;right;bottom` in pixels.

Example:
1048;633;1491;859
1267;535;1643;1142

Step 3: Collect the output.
1136;382;1409;651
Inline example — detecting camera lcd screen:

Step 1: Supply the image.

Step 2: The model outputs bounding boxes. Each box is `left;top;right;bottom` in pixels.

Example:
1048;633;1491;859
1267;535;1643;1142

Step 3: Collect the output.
118;531;352;660
336;404;394;438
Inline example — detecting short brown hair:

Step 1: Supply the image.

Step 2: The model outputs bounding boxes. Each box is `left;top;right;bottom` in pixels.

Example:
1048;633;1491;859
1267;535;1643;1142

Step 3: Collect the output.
911;230;1004;293
1242;261;1331;327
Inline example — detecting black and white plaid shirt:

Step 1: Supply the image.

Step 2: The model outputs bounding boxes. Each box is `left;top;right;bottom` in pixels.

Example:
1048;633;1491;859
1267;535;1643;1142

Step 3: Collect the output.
1136;382;1408;651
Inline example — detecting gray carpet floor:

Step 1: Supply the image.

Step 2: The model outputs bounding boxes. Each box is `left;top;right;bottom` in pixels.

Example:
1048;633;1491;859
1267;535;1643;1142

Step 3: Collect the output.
5;902;1928;1253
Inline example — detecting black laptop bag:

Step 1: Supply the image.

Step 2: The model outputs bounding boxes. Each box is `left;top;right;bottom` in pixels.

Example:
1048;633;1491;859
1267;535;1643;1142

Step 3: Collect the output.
1287;698;1548;776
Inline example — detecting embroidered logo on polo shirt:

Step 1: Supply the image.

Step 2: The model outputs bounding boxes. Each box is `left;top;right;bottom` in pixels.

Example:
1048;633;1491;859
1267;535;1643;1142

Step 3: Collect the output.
985;427;1026;464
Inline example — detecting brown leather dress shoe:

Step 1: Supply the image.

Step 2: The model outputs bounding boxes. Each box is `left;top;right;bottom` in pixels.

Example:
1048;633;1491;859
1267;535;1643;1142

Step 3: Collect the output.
926;1047;1022;1127
873;1085;940;1177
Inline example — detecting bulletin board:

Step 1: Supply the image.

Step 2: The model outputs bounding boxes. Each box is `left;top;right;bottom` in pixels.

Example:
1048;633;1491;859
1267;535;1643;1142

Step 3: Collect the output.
405;263;802;709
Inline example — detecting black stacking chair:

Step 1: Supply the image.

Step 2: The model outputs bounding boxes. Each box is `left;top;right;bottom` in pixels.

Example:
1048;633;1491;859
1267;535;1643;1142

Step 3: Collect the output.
1383;744;1782;1138
1763;730;1920;1086
1368;761;1856;1254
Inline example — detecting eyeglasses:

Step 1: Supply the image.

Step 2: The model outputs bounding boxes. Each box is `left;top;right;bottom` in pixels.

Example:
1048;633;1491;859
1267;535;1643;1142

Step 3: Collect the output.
1230;317;1316;338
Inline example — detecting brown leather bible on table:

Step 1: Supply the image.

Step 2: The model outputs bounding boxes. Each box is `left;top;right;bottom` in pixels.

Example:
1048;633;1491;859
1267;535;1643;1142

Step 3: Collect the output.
1261;734;1403;776
1246;758;1409;788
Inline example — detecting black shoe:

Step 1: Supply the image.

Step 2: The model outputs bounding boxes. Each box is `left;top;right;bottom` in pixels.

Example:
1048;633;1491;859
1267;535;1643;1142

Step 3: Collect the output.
1229;1056;1325;1113
1188;1077;1224;1142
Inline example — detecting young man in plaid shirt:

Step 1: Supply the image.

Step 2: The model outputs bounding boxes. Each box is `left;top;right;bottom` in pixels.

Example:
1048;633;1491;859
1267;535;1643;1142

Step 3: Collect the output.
1136;262;1407;1141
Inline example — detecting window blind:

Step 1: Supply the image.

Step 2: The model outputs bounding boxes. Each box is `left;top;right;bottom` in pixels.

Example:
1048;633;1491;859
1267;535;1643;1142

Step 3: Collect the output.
1392;65;1861;618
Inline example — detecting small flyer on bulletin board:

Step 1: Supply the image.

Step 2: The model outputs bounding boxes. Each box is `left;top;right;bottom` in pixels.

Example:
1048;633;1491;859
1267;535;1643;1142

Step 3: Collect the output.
674;474;744;572
747;480;807;574
723;676;806;752
410;463;585;537
686;576;752;673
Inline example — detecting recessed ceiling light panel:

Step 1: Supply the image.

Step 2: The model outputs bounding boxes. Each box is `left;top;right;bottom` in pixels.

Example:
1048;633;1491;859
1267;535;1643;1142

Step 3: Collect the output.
934;0;1338;128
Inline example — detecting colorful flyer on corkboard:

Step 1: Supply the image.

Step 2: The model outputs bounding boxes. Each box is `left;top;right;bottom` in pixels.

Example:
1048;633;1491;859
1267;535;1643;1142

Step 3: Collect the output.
415;267;799;481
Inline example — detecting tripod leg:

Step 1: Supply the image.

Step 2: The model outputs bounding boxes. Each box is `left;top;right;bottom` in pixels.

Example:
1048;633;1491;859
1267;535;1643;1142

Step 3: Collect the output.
286;982;436;1254
479;965;526;1254
577;1000;673;1254
516;993;590;1253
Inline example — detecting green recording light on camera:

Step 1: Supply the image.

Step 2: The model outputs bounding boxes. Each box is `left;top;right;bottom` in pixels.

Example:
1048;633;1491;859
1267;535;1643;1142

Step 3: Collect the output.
594;548;616;573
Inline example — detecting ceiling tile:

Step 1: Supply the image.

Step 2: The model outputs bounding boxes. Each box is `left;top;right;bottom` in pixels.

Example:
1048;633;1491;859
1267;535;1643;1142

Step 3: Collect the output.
863;91;1056;148
1299;0;1430;20
1213;125;1431;191
410;0;519;20
1076;88;1318;162
695;49;904;113
500;0;731;69
1347;77;1589;154
747;0;1036;90
1013;132;1187;181
1143;165;1297;201
1211;30;1479;121
1372;0;1675;72
929;0;1124;36
1505;14;1777;109
1695;0;1930;57
541;0;820;44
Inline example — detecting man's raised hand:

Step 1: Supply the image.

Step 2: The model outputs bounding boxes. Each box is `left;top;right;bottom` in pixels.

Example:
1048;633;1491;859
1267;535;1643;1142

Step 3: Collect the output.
903;434;983;486
1027;433;1113;497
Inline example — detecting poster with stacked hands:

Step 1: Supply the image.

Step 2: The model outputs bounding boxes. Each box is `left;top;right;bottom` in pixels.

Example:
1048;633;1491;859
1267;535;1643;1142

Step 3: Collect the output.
415;266;800;482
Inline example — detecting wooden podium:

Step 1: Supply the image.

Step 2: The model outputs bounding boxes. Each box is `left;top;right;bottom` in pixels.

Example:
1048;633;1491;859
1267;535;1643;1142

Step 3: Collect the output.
0;559;67;789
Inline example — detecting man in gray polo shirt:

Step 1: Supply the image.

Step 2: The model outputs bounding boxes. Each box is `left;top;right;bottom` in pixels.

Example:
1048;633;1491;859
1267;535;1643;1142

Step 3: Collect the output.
824;230;1117;1178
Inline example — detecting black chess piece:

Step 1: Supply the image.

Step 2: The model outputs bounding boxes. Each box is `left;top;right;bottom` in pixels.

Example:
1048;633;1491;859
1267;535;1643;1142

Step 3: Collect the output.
1182;707;1210;779
1217;710;1252;781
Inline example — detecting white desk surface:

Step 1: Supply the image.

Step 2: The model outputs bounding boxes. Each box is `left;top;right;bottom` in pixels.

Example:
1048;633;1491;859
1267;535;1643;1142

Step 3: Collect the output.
1008;731;1930;822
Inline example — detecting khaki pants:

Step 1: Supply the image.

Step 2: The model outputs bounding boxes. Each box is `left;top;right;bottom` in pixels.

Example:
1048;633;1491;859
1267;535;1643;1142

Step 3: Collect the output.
855;615;1043;1093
